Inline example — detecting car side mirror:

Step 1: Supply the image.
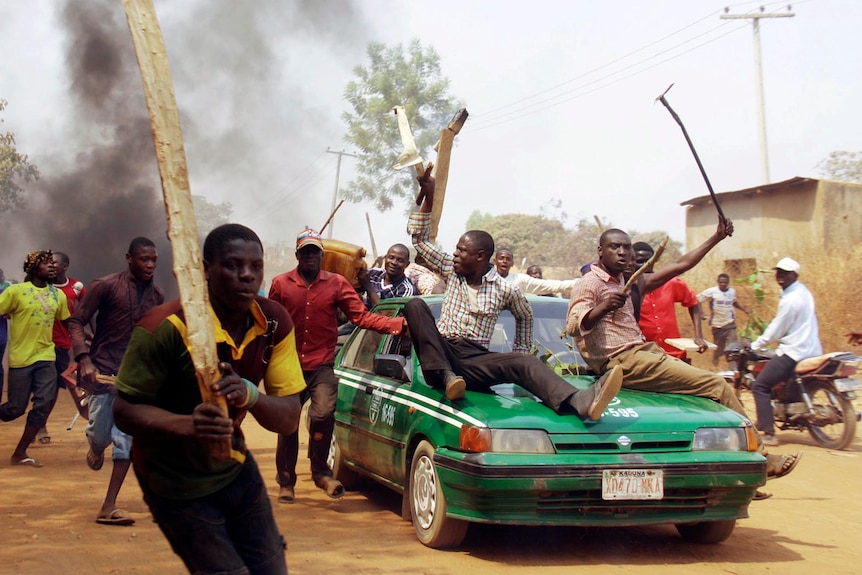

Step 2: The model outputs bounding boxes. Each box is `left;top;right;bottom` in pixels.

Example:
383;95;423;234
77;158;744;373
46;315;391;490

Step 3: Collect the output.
374;354;409;382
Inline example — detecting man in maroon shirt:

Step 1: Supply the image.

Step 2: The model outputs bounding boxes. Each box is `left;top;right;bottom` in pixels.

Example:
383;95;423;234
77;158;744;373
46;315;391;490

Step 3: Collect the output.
269;228;406;503
68;237;164;526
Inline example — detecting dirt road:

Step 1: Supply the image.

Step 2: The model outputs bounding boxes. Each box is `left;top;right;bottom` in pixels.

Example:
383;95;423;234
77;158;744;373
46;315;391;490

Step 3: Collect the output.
1;391;860;575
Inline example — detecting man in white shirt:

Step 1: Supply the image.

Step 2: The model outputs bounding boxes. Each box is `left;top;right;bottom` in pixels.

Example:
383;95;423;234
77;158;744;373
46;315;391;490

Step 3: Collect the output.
750;257;822;446
493;249;578;297
697;273;750;366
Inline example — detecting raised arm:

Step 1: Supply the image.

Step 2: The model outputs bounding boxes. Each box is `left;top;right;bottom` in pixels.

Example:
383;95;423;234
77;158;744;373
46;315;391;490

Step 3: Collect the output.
643;217;733;294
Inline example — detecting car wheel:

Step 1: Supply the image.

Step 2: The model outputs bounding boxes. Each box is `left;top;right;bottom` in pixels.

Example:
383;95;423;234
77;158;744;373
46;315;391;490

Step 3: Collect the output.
329;431;360;490
675;520;736;544
409;440;468;549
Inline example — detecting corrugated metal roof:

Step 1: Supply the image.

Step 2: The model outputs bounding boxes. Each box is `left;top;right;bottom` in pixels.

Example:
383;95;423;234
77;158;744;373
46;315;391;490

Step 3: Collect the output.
679;176;816;207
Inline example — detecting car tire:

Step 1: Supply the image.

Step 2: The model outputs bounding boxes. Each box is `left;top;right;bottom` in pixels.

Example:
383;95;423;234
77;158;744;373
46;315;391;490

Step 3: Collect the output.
329;432;360;490
675;519;736;544
409;440;468;549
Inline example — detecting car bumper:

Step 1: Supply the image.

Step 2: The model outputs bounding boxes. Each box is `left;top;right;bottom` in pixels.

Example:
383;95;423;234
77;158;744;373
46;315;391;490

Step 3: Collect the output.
434;448;766;527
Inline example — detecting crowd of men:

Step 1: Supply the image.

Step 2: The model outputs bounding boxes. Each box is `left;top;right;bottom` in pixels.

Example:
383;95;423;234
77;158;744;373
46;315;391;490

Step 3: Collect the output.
0;166;854;573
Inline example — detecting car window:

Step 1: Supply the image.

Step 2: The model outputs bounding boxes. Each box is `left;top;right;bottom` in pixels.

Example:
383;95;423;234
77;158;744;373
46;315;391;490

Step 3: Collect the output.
340;308;395;372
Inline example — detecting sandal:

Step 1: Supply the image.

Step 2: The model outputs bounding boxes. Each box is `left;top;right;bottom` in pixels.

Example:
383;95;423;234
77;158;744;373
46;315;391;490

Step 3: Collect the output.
278;486;295;504
314;476;345;499
96;509;135;526
753;490;773;501
86;448;105;471
766;451;802;480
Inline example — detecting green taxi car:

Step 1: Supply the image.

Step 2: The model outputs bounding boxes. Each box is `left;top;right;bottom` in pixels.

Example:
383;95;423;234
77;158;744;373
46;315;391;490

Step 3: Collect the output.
332;295;765;548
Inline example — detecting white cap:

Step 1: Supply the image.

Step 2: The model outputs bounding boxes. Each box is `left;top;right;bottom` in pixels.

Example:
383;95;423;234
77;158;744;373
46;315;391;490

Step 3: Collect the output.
774;257;800;272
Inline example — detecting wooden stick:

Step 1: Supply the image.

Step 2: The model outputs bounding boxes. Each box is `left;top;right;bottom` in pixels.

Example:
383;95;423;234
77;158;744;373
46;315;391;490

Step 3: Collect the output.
319;199;345;235
365;212;378;261
429;108;468;242
623;236;669;294
122;0;230;459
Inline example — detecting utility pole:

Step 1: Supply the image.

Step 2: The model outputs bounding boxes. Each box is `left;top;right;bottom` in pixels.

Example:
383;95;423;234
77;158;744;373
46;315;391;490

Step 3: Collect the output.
324;148;357;238
721;6;794;184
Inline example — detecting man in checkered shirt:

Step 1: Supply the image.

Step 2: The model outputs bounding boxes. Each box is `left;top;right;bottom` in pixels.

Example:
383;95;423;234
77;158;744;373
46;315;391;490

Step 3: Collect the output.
401;168;621;420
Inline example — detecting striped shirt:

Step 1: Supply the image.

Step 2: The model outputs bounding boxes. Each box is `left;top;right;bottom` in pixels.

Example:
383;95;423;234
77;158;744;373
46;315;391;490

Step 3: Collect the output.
408;210;533;352
368;268;417;300
566;264;644;371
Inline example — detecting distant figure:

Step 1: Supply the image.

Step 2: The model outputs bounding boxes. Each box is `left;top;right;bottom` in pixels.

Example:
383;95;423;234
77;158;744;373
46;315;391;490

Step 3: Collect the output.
68;237;164;526
38;251;86;444
493;248;578;297
526;265;542;278
0;268;10;399
750;258;822;447
697;273;749;366
0;250;70;467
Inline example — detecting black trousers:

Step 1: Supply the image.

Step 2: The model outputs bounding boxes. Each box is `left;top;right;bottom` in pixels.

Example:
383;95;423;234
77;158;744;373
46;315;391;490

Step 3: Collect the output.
752;353;797;435
402;298;577;413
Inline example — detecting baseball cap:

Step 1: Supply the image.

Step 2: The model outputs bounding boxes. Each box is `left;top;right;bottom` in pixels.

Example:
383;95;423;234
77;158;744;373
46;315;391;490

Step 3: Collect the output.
774;257;800;272
296;228;323;251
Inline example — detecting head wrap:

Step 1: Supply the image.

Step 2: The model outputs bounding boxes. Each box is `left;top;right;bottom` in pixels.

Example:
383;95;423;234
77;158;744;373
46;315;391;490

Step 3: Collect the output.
23;250;54;276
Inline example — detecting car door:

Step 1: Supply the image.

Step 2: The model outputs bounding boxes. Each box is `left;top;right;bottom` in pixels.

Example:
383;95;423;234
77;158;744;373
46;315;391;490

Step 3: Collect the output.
335;306;410;484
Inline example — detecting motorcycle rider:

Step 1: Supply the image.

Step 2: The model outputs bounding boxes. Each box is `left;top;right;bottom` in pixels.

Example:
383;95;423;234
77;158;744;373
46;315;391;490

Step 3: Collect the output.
750;257;822;446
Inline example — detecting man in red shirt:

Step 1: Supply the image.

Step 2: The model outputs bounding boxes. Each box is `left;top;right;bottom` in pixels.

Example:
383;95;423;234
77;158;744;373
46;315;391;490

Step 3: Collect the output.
632;242;706;363
269;228;406;503
39;251;86;443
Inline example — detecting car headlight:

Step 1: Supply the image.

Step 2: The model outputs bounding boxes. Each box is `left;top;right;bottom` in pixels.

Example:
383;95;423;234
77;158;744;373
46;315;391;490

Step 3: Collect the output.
460;426;555;454
692;427;757;451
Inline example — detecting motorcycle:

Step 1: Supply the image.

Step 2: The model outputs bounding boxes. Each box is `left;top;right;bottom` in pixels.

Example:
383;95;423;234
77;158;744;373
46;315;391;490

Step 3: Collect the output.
720;342;862;449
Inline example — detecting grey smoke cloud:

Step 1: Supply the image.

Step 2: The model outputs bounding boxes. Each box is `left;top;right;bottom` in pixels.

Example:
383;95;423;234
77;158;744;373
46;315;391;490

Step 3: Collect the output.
3;0;372;292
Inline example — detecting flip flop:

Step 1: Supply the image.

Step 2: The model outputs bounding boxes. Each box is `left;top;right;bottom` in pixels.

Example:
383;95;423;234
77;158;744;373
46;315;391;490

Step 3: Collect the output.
314;476;345;499
96;509;135;526
38;435;51;445
87;448;104;471
278;486;295;504
767;451;803;480
12;457;44;468
753;490;773;501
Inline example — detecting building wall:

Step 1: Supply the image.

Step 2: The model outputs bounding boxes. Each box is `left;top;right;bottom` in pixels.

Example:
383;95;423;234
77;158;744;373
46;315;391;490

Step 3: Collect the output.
681;179;862;362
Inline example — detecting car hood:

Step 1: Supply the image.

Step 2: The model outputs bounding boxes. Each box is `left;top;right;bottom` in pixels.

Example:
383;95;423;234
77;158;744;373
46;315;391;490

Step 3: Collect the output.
459;377;748;434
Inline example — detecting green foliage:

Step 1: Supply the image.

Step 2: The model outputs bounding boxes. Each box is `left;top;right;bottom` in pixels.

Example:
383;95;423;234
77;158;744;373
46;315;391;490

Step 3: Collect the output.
193;194;233;236
734;270;770;340
532;331;586;377
341;40;462;211
0;99;39;212
465;207;682;274
816;150;862;183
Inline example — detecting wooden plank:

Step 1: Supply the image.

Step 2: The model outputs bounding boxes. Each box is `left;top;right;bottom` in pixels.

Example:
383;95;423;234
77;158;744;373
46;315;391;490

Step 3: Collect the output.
122;0;229;458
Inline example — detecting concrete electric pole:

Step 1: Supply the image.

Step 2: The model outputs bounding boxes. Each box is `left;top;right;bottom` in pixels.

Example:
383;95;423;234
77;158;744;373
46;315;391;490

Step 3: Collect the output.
324;148;357;239
721;6;794;184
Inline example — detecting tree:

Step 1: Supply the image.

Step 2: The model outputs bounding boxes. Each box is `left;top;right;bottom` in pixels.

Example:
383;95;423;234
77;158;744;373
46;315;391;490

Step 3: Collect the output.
0;99;39;212
192;194;232;236
816;151;862;183
341;40;462;211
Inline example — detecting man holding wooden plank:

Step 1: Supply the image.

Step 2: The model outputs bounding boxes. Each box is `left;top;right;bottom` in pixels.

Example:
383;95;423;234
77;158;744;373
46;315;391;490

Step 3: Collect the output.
114;224;305;574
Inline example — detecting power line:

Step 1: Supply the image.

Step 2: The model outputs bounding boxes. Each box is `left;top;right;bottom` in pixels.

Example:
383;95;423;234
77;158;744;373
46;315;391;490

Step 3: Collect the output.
470;21;749;133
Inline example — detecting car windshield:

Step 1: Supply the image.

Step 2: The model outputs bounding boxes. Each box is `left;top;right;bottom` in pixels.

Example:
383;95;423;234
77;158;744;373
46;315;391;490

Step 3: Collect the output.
428;297;587;369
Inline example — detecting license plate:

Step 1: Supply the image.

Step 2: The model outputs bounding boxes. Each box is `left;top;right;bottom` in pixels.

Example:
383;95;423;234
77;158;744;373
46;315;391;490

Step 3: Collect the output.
602;469;664;500
835;378;861;392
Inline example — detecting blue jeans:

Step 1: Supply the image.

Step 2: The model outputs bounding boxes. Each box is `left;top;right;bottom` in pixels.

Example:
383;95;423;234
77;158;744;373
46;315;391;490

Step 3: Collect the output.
85;393;132;460
140;454;287;575
0;361;58;428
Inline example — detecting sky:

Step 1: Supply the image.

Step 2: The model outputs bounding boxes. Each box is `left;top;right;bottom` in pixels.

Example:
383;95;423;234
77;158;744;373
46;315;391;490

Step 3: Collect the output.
1;0;860;284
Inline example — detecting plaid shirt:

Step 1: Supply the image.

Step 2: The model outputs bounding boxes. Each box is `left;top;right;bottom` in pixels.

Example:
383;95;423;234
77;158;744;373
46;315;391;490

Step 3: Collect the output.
566;264;644;371
408;210;533;352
